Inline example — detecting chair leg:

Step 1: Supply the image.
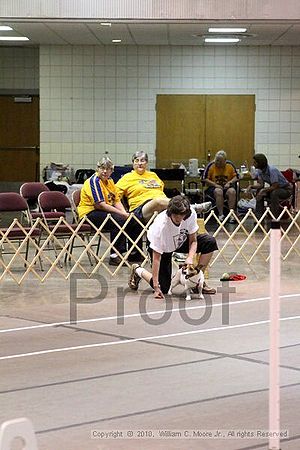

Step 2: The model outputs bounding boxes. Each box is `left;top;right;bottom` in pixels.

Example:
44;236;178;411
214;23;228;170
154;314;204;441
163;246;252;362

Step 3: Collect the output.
35;238;44;271
24;240;30;268
66;233;93;266
35;233;44;271
83;235;94;266
91;235;102;263
66;236;75;263
51;238;63;268
96;235;101;256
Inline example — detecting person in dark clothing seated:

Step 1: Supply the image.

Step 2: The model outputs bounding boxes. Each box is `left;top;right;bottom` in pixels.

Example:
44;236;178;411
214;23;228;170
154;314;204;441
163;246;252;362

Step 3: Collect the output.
249;153;293;219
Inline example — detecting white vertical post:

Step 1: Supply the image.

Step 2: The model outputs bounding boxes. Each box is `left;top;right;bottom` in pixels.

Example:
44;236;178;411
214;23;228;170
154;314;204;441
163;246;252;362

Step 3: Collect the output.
0;417;38;450
269;220;281;450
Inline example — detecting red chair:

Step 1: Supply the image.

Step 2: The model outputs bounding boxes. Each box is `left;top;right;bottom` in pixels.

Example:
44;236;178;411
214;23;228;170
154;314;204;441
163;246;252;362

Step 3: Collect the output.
0;192;41;267
38;190;93;264
71;189;101;257
281;169;297;210
20;182;65;224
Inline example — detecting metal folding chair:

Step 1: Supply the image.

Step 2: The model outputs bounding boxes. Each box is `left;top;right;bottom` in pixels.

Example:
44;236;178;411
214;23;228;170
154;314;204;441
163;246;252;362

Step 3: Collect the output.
20;182;64;224
38;190;93;265
71;188;101;259
0;192;41;269
281;169;297;211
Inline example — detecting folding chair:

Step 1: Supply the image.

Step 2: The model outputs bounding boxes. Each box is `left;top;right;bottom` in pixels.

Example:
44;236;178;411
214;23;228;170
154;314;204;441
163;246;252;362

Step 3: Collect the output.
38;191;92;265
0;192;41;268
71;188;101;258
20;182;65;224
281;169;297;211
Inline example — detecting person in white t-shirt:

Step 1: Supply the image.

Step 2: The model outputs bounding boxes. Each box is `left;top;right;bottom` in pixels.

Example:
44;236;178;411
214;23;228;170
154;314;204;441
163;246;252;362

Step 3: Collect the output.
128;195;218;299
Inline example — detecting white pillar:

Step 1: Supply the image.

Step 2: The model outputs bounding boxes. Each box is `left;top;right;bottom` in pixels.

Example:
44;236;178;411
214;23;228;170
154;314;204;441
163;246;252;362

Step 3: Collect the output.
269;220;281;450
0;417;38;450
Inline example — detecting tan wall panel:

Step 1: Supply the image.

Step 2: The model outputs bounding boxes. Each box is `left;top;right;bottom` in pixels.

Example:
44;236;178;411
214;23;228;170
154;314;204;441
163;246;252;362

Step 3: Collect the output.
156;94;206;168
205;95;255;166
156;94;255;169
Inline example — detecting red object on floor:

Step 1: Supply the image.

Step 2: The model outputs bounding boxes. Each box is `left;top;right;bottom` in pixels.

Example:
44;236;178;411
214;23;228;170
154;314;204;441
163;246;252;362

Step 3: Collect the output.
229;273;247;281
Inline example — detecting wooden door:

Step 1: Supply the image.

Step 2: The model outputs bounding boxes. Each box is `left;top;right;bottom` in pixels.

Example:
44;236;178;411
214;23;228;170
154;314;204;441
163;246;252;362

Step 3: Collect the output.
205;95;255;166
0;96;40;182
156;94;255;168
156;95;206;168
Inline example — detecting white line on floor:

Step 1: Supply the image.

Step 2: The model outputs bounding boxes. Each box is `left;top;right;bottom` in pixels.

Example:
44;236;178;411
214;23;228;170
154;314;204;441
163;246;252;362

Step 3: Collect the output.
0;315;299;361
0;293;299;335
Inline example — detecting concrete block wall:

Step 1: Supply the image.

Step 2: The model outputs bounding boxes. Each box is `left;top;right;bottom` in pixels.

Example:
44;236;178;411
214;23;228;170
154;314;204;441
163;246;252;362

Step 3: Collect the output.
39;44;300;171
0;47;38;90
1;44;300;173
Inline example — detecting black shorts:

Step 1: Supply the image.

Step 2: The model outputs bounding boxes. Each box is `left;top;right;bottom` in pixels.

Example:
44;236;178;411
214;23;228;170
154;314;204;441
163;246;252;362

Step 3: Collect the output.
147;234;218;294
178;233;218;255
131;199;152;221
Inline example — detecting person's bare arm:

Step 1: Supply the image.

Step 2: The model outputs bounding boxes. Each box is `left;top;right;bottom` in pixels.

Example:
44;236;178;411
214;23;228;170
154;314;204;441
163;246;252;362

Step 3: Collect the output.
224;175;238;189
152;250;164;299
266;182;280;193
94;201;129;219
185;232;197;265
247;175;264;193
205;178;222;189
114;201;128;214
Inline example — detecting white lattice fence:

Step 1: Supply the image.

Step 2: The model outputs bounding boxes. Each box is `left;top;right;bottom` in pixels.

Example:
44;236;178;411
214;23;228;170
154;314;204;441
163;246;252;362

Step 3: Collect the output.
0;208;299;284
204;207;300;268
0;213;156;284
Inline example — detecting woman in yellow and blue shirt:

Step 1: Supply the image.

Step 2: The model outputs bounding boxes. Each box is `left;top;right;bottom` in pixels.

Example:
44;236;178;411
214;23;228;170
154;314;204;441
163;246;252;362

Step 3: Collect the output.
78;157;130;266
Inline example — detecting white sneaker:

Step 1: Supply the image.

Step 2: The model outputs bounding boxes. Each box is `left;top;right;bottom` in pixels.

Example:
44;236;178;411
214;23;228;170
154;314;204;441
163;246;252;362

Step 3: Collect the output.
191;201;212;214
128;264;141;290
218;214;225;221
228;216;237;224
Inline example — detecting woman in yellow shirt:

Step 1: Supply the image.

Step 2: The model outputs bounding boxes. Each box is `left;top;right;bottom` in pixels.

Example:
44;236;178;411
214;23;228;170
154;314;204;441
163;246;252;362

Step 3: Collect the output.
116;151;170;222
78;157;130;266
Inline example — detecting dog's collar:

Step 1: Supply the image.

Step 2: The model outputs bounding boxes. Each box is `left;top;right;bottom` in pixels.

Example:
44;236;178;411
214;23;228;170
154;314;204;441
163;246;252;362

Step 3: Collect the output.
186;278;199;286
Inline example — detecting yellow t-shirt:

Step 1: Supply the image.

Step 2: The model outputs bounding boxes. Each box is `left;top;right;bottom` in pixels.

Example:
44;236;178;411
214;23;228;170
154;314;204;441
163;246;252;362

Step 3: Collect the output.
78;174;120;219
116;170;167;211
207;163;237;187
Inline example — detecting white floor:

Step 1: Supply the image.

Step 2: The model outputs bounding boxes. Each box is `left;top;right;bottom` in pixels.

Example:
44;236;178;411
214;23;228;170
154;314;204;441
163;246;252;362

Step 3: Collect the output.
0;268;299;450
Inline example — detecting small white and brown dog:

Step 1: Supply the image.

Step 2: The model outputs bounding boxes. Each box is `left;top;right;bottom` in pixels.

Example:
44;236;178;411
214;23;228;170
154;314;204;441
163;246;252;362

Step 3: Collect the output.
168;264;204;301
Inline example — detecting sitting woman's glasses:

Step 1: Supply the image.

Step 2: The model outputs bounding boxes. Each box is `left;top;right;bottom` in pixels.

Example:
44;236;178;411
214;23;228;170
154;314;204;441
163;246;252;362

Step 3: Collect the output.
98;166;113;172
133;158;147;164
